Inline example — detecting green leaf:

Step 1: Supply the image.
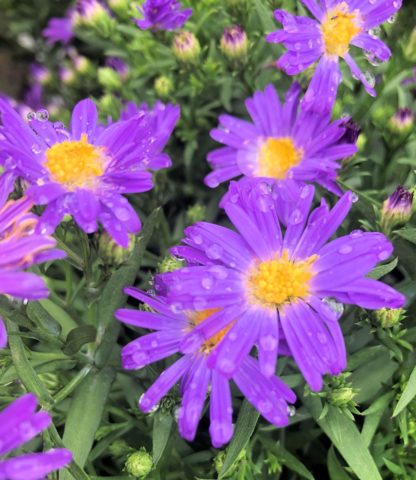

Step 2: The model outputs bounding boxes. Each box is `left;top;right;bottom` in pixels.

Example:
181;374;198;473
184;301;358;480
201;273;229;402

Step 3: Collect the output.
219;400;259;478
303;396;382;480
361;392;394;447
253;0;275;32
26;301;62;336
393;366;416;417
276;443;315;480
63;326;97;356
327;446;353;480
383;458;404;475
395;228;416;245
94;208;160;368
368;257;398;280
152;410;173;466
61;367;116;479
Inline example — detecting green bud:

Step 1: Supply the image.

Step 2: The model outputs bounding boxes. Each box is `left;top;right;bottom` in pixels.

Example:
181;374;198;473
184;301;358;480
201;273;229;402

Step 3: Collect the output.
172;32;201;64
158;255;184;273
327;386;357;407
154;75;174;98
38;373;61;393
371;104;395;127
186;204;206;224
98;67;122;90
107;0;130;17
375;308;405;328
357;132;367;152
98;93;122;118
214;449;246;476
98;232;136;267
108;439;132;458
124;448;153;479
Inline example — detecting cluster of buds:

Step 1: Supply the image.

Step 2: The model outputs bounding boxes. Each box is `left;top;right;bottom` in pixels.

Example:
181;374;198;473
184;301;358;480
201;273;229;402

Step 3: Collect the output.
380;186;414;233
172;31;201;64
220;25;248;62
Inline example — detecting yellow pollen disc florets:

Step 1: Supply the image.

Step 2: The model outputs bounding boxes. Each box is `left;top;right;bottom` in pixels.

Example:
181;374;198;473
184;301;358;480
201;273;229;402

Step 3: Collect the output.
258;137;303;179
188;308;232;353
44;134;105;189
248;250;317;307
321;2;362;57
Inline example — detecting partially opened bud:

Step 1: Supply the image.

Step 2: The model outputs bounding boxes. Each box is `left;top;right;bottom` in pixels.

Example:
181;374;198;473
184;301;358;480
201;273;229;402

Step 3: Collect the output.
381;186;414;232
220;25;248;61
172;31;201;64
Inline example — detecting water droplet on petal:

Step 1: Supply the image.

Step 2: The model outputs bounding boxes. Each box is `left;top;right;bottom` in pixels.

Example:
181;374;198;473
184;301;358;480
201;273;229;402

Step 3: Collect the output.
288;405;296;417
114;207;130;221
338;245;352;254
378;250;390;261
201;276;214;290
31;144;42;154
36;109;49;121
27;111;36;121
206;243;223;260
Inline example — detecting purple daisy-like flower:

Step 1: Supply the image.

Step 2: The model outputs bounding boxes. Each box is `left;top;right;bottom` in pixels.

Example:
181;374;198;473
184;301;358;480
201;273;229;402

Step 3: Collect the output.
266;0;403;113
0;394;72;479
135;0;192;31
206;83;357;195
115;288;296;447
0;197;65;348
157;179;405;391
42;8;75;45
0;98;179;247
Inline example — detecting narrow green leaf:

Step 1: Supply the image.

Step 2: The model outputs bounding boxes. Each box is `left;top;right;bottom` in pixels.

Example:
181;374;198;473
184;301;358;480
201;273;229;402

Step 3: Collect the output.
219;400;259;478
368;257;398;280
327;446;353;480
26;301;62;336
63;326;97;356
395;228;416;245
393;366;416;417
303;396;382;480
95;208;160;367
361;392;393;447
152;410;174;465
61;367;116;480
276;443;315;480
253;0;275;32
383;458;403;475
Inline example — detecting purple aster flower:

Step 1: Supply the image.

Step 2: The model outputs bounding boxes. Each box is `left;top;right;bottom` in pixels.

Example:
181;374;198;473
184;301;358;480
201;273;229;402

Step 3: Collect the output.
157;180;405;391
42;8;75;45
0;98;179;247
206;83;358;195
135;0;192;31
115;288;296;447
0;197;65;348
0;394;72;479
266;0;403;113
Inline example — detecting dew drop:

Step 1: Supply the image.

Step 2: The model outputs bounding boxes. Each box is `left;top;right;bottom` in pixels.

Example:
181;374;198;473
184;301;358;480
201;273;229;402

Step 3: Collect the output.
36;109;49;121
114;207;130;221
27;111;36;121
201;276;214;290
338;245;352;254
206;243;223;260
288;405;296;417
378;250;390;261
31;144;42;154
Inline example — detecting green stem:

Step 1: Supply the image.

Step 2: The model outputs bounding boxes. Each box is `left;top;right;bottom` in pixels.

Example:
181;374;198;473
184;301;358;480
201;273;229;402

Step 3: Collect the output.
54;365;94;405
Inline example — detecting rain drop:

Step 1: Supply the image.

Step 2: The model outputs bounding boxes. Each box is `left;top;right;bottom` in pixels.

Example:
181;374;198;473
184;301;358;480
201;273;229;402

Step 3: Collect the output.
338;245;352;254
36;109;49;121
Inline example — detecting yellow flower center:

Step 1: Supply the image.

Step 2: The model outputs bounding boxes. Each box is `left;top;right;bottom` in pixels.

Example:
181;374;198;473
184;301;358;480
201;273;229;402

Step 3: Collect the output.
258;137;303;179
248;250;317;308
189;308;232;353
44;134;105;189
321;2;362;57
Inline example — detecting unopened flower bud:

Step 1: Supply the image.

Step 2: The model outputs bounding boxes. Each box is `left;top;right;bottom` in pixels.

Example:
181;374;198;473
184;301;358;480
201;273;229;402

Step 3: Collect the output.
59;66;76;86
107;0;130;17
375;308;405;328
158;255;184;273
220;25;248;61
327;386;357;407
106;57;129;81
124;448;153;479
108;439;132;458
74;0;114;37
172;31;201;64
154;75;174;98
381;186;414;231
98;67;122;90
186;204;206;224
98;232;136;267
388;108;413;135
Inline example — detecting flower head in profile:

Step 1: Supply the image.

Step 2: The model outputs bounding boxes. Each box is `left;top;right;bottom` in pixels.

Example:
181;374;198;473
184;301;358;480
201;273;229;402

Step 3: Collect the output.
220;25;248;60
42;8;75;45
0;98;179;247
135;0;192;31
158;179;405;391
115;288;296;447
0;197;65;348
266;0;403;113
206;83;357;195
0;394;72;479
381;185;413;231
